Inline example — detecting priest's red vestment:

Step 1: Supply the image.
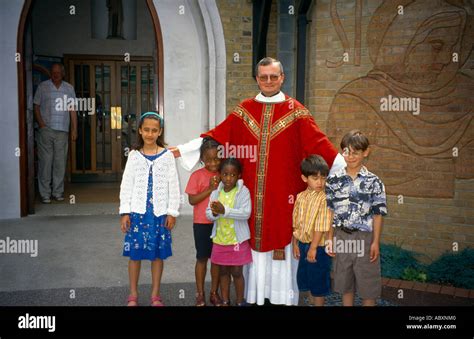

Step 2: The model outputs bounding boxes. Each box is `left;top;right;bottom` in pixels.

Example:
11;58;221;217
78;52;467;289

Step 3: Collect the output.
201;95;338;252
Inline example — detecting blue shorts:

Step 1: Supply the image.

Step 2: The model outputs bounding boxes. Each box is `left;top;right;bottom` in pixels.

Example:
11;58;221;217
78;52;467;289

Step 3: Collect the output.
296;242;331;297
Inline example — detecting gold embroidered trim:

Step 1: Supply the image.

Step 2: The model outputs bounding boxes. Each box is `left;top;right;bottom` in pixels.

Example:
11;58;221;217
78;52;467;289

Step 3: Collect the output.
253;104;273;251
232;106;261;139
270;108;312;140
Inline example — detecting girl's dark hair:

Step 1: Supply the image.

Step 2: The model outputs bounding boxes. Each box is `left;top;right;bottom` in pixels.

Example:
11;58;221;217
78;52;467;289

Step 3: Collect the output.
200;137;220;160
219;157;242;174
300;155;329;177
133;112;165;150
340;129;369;151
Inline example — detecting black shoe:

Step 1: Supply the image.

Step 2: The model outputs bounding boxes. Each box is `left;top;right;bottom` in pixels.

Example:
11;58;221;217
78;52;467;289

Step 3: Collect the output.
53;195;65;201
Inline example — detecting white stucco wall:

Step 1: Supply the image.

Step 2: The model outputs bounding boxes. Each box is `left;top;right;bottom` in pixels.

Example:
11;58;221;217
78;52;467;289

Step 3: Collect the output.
0;1;23;219
154;0;210;216
153;0;226;216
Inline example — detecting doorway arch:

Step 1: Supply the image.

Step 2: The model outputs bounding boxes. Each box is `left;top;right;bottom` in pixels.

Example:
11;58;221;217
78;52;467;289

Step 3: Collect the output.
16;0;165;216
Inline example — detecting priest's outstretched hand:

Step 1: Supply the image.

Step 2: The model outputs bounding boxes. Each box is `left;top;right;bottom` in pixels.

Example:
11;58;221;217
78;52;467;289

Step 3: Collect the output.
168;146;181;158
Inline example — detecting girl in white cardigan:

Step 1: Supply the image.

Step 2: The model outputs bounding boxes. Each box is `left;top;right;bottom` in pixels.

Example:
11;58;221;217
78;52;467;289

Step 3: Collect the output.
119;112;180;306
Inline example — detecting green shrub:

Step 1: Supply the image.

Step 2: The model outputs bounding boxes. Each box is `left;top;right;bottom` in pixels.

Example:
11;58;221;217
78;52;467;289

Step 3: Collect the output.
426;248;474;289
402;267;427;282
380;243;424;279
381;243;474;289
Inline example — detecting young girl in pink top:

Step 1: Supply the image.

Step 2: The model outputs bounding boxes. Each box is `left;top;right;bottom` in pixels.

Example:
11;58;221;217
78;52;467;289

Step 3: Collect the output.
185;138;222;306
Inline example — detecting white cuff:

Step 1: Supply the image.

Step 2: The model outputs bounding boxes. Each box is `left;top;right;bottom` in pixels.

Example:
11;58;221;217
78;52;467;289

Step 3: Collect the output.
329;153;346;175
119;206;131;214
167;209;180;218
177;137;203;171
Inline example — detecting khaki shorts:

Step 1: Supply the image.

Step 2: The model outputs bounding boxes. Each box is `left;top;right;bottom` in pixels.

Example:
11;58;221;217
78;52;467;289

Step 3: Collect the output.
332;227;381;300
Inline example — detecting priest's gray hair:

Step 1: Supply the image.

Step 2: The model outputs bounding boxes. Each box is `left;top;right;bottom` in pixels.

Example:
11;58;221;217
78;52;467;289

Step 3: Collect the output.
255;57;284;75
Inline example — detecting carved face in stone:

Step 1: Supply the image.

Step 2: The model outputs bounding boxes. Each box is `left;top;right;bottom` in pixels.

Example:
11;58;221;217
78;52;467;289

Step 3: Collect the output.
403;25;461;85
367;0;472;90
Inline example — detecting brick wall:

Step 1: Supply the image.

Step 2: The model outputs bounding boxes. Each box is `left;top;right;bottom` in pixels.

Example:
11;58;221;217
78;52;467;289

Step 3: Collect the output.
384;180;474;261
215;0;474;260
266;0;278;59
216;0;280;113
306;0;375;130
306;0;474;260
216;0;257;112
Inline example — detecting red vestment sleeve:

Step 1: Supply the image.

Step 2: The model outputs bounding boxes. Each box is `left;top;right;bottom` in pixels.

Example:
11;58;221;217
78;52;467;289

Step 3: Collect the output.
200;112;237;146
298;115;338;168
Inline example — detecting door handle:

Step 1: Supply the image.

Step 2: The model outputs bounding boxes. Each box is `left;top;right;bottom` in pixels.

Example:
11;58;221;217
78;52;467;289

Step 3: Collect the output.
111;106;122;130
111;106;122;140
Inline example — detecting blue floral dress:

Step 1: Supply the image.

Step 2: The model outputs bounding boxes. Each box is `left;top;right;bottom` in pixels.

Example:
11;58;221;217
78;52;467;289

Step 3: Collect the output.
123;150;172;260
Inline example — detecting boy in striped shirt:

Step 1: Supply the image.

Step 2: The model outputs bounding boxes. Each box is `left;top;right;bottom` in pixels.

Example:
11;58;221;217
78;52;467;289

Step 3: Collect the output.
292;155;332;306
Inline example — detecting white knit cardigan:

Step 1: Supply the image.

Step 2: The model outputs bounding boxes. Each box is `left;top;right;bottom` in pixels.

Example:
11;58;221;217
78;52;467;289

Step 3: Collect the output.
119;149;180;217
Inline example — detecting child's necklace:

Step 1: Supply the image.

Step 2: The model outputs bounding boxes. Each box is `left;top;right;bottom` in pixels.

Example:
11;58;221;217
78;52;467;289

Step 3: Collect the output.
142;145;159;155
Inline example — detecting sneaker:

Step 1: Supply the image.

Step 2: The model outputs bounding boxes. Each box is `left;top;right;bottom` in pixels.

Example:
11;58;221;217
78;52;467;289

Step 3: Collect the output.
209;291;223;306
53;195;64;201
41;197;51;204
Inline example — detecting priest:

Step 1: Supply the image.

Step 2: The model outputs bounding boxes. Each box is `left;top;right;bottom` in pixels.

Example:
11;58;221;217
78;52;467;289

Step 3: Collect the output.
172;57;345;305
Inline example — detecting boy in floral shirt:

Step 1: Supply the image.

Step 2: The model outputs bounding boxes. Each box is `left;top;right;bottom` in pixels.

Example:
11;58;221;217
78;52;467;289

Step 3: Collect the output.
325;130;387;306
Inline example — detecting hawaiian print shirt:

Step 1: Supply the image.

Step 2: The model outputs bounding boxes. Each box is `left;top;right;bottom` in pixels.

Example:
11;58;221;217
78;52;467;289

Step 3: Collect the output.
325;166;387;232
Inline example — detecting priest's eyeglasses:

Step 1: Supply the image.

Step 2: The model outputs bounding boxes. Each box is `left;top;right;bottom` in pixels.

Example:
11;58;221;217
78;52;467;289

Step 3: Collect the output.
257;74;281;82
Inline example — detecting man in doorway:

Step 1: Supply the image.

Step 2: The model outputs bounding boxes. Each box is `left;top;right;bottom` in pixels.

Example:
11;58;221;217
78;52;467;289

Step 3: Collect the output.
172;57;345;305
33;63;78;204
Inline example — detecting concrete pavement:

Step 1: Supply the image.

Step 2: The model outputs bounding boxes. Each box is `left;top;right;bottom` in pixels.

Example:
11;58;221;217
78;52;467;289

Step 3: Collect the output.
0;207;395;306
0;212;200;301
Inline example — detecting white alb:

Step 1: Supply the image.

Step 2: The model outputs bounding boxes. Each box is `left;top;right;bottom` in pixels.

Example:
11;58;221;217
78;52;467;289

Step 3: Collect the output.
119;149;180;217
